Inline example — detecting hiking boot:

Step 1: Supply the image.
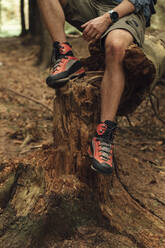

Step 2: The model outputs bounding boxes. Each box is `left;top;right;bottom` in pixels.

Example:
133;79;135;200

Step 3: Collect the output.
88;120;116;174
46;41;85;89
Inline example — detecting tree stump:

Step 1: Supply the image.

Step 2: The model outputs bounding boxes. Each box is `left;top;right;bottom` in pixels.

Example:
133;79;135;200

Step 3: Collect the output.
0;34;165;248
49;32;165;246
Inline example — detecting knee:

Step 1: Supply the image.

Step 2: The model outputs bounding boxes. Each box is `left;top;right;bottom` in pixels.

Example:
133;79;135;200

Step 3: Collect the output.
105;36;126;63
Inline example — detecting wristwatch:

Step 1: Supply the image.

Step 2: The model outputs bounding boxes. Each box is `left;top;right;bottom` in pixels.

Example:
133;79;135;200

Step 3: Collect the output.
108;10;119;23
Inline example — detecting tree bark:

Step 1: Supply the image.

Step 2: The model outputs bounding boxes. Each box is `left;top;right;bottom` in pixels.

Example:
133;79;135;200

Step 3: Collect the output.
20;0;27;36
0;0;2;33
28;0;41;37
0;35;165;248
38;23;52;68
27;0;52;66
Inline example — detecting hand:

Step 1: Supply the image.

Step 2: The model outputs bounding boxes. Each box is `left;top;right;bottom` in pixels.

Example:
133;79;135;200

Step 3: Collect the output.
81;13;111;42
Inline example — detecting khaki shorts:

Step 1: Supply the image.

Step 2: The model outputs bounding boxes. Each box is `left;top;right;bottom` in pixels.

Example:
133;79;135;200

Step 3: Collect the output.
63;0;146;48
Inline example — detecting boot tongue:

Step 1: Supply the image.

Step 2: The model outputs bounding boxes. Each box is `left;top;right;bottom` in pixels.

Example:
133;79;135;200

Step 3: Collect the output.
53;41;72;56
60;42;72;55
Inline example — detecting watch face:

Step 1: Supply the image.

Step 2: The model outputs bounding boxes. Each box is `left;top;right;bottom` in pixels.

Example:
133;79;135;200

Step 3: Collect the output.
111;11;119;22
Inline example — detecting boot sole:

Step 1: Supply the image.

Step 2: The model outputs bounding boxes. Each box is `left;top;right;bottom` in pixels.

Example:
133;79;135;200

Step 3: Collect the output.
88;149;114;175
46;71;85;89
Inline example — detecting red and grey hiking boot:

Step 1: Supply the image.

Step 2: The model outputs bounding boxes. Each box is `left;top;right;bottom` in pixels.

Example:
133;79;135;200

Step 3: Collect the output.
46;41;85;89
88;120;117;174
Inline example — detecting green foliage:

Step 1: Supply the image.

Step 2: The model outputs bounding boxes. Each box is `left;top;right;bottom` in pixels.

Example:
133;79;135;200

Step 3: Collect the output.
0;0;27;37
65;22;81;35
0;0;164;38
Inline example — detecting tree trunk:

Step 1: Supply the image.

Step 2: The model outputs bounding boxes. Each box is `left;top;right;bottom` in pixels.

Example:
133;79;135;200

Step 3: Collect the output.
38;22;52;68
28;0;41;37
27;0;51;66
0;0;2;33
20;0;27;36
0;35;165;248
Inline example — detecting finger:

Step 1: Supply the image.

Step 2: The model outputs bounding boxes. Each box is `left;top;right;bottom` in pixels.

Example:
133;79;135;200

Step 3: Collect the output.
87;30;98;39
83;33;91;42
83;24;92;34
86;30;100;40
83;24;97;40
90;34;101;43
82;31;89;41
83;31;93;42
95;33;101;40
86;33;99;42
81;20;90;28
82;25;92;40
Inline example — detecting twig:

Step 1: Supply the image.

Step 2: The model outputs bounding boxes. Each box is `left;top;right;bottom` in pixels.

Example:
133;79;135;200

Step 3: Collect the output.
1;87;53;113
85;71;104;75
86;75;103;85
31;145;43;149
125;115;133;127
149;92;165;125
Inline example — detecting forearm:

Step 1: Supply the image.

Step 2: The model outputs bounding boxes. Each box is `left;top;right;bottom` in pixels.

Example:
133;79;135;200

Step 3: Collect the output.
104;0;136;24
114;0;135;18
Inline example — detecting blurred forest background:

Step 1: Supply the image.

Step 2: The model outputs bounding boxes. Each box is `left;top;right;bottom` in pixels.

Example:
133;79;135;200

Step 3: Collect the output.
0;0;164;66
0;0;79;38
0;0;28;37
0;0;164;37
0;1;165;248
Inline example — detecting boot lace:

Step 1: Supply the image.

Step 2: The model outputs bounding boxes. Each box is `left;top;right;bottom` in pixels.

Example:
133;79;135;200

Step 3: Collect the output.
50;43;68;72
97;138;112;161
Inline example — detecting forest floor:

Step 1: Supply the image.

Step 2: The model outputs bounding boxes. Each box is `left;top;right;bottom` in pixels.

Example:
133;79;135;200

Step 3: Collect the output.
0;35;90;160
0;35;165;248
0;35;164;163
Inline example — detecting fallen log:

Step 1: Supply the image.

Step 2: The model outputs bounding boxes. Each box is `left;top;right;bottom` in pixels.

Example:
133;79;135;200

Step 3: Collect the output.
0;33;165;248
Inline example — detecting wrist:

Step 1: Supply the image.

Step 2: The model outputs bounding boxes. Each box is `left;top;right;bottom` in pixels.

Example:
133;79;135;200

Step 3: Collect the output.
104;12;112;25
108;10;119;23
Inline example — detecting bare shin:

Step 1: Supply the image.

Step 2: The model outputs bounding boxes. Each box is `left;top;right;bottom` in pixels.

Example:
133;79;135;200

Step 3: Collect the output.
37;0;67;42
101;29;133;122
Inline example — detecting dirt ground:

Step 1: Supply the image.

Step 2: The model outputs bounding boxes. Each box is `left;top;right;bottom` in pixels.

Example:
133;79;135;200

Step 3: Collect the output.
0;35;90;160
0;36;54;160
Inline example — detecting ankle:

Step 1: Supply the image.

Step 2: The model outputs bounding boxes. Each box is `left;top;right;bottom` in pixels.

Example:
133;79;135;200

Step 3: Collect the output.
53;41;72;48
104;120;117;130
52;41;74;59
96;120;117;141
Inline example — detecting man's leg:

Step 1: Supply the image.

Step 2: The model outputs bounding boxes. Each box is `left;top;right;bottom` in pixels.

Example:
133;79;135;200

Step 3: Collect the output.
101;29;133;121
89;30;133;174
37;0;67;42
37;0;85;89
